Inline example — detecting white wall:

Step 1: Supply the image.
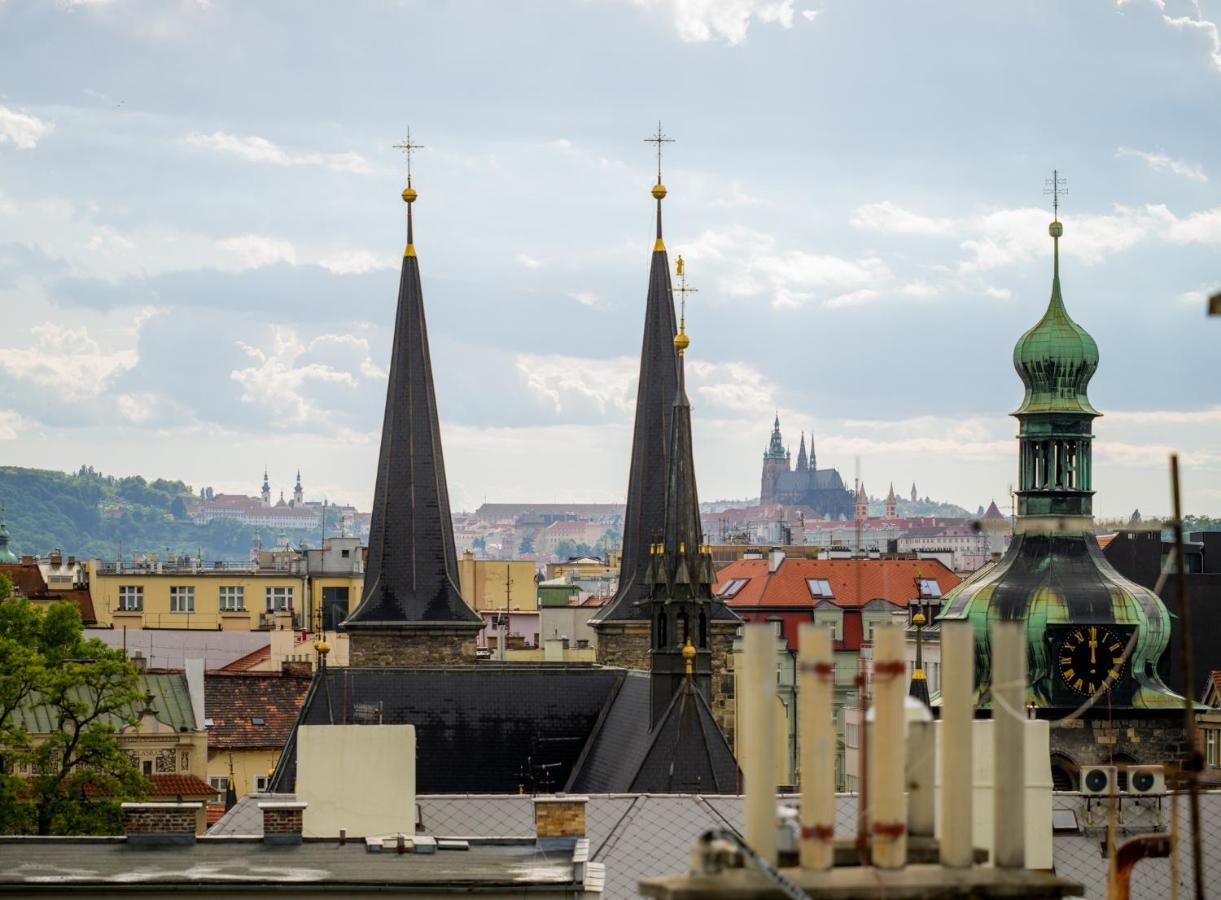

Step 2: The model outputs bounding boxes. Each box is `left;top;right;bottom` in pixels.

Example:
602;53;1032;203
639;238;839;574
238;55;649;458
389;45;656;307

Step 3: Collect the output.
297;724;415;838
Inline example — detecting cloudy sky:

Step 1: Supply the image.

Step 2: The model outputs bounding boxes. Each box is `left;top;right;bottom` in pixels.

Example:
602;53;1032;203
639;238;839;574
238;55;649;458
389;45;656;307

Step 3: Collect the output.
1;0;1219;519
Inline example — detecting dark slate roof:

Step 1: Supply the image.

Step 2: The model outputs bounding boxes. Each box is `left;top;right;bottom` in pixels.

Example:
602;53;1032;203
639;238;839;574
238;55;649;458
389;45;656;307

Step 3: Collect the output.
271;665;631;794
566;672;653;793
628;678;738;793
595;213;677;625
204;671;312;750
343;208;480;630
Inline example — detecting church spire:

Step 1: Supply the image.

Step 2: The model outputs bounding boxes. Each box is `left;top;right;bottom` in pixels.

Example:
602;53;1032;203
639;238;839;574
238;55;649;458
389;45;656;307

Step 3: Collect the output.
342;135;481;654
795;432;808;472
593;127;680;628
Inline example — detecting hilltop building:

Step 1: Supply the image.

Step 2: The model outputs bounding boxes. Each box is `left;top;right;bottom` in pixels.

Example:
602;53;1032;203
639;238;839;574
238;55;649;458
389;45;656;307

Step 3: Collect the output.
937;207;1183;780
758;416;854;519
186;470;322;531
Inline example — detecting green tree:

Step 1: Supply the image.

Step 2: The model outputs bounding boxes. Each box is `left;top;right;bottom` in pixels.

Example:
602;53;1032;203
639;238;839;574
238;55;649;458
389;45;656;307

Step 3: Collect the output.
0;583;148;835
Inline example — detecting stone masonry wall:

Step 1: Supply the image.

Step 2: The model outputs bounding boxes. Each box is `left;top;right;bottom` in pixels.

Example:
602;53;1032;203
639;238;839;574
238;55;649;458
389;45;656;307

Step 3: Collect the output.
592;622;650;670
349;629;478;666
1050;715;1186;769
709;622;737;747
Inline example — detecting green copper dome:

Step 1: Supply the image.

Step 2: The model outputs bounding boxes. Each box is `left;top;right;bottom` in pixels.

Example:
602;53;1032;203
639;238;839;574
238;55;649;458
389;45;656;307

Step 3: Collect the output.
0;507;15;564
1012;222;1099;416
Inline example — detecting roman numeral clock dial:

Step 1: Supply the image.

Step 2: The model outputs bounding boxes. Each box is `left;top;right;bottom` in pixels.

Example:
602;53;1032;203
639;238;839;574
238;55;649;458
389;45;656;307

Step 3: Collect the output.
1057;626;1127;696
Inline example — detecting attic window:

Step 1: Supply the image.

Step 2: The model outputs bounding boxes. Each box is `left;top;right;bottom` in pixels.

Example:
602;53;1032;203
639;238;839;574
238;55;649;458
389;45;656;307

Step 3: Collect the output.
806;578;833;599
717;579;748;599
251;716;266;726
918;579;941;598
203;718;214;727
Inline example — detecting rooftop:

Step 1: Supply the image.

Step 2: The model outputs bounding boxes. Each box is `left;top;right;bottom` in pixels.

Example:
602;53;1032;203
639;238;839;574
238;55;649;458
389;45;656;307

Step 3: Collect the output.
204;671;312;749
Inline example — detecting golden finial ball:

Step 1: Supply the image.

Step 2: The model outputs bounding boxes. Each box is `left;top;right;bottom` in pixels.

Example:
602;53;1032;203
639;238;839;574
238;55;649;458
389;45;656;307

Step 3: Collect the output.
314;640;331;654
652;183;667;200
674;331;690;353
682;640;696;661
1049;220;1063;238
913;611;926;626
402;187;418;204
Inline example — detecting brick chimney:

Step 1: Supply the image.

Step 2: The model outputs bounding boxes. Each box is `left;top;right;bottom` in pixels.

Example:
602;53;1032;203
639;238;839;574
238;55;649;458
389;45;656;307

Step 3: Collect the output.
122;802;201;845
259;801;308;845
533;796;587;850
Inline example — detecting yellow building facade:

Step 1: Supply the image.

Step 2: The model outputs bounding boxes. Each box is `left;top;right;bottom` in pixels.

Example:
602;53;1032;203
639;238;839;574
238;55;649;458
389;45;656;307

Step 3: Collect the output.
457;553;538;612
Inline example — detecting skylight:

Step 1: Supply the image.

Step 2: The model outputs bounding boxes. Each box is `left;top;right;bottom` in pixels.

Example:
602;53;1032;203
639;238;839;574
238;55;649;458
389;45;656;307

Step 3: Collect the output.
918;578;941;598
251;716;266;725
717;578;748;599
806;578;833;599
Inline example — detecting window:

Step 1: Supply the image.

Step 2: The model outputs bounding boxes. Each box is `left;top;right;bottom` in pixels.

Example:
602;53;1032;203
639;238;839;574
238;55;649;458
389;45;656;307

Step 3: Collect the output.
251;716;266;726
208;775;230;803
142;760;153;776
170;585;195;614
341;549;351;558
118;585;143;611
806;578;833;599
717;578;749;599
219;586;245;611
266;586;293;611
918;578;942;598
1208;730;1217;768
253;774;271;793
845;722;858;748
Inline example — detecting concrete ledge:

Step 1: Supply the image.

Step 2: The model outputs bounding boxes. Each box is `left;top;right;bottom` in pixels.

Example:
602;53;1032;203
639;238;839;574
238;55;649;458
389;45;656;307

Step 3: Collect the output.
128;832;196;847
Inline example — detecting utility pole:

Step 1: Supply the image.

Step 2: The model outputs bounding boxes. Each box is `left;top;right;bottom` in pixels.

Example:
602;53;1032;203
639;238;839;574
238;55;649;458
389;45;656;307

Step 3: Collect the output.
500;565;514;662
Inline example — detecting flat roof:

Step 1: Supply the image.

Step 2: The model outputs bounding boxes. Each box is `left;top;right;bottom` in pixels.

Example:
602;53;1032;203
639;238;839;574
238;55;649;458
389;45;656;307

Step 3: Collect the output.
0;837;579;892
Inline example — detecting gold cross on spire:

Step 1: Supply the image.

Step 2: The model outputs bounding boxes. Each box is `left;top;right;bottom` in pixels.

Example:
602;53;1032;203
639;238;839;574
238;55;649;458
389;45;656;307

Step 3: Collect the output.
393;128;425;186
672;254;697;355
1044;169;1067;222
644;121;674;185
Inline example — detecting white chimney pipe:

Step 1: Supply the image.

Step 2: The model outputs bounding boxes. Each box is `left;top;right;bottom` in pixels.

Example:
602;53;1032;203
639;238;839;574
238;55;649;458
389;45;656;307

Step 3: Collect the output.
991;622;1026;869
797;623;834;870
741;624;777;865
767;547;785;573
870;624;906;869
938;621;974;868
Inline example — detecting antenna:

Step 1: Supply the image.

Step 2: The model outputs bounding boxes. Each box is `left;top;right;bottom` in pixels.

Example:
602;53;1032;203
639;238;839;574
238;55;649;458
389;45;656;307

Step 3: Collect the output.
1044;169;1067;221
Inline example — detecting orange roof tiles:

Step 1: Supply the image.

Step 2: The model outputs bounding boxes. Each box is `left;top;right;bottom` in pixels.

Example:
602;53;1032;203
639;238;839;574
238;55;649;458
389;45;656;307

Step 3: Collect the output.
149;774;215;798
713;557;961;610
204;672;312;750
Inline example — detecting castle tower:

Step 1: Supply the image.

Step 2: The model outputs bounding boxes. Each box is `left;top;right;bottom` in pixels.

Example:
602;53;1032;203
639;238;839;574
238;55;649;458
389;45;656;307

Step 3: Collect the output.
340;135;482;666
293;470;304;506
261;469;271;506
759;414;789;505
885;482;897;518
795;432;808;472
938;188;1178;730
854;482;869;521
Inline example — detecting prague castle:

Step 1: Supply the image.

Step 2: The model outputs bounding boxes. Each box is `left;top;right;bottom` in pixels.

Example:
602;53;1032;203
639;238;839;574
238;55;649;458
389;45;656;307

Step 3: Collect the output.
758;416;855;519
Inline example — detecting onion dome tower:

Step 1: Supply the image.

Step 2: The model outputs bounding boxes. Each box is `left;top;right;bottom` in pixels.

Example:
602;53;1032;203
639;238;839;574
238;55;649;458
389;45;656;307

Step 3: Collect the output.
340;132;482;665
938;194;1178;711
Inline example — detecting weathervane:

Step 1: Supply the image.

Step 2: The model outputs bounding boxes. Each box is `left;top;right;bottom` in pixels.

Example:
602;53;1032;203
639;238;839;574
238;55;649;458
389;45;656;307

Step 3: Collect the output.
393;128;425;187
1044;169;1067;221
644;121;674;185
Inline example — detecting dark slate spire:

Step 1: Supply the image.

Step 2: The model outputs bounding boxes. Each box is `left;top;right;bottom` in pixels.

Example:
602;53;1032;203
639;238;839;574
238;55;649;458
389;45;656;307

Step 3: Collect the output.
795;432;808;472
342;155;481;634
644;259;732;724
593;157;679;626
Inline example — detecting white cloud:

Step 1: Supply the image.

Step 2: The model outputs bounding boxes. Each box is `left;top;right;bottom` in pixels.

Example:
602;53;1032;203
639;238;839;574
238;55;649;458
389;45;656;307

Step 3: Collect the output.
1117;146;1208;181
801;9;818;21
983;286;1012;301
0;105;51;150
1121;0;1221;72
0;309;160;401
567;290;602;307
850;201;955;237
216;234;297;269
635;0;797;45
183;131;373;175
230;328;381;425
0;410;28;441
1103;406;1221;425
688;360;775;412
516;253;543;270
116;393;157;424
515;353;638;415
318;248;394;275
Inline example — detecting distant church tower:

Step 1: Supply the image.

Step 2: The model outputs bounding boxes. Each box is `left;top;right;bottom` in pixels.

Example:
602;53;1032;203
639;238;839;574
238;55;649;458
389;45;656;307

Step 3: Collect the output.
795;432;808;472
910;482;918;503
759;414;789;504
293;470;304;506
885;483;897;518
261;469;271;506
855;482;869;521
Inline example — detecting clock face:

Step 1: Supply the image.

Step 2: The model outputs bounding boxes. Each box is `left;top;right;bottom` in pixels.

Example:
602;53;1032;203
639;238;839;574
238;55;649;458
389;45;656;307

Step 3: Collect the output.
1057;625;1127;696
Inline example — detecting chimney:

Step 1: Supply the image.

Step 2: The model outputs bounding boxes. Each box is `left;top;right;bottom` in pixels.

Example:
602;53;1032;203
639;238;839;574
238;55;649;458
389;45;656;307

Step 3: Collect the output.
533;796;587;850
122;802;201;845
259;801;308;845
282;659;313;677
130;650;147;674
767;546;785;574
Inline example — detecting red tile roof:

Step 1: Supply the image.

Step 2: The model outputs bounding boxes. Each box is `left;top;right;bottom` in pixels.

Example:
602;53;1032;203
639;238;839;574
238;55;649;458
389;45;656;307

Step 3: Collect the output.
206;802;227;825
149;774;215;798
0;564;96;624
204;672;312;750
714;557;961;610
218;645;272;672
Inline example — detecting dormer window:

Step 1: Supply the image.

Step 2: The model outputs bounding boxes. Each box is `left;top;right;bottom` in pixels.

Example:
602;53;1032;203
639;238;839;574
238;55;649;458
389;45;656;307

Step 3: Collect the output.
806;578;833;599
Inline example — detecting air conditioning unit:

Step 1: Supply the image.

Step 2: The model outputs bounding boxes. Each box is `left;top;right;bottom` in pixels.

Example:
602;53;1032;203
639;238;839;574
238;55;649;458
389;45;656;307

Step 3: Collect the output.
1081;765;1117;796
1127;765;1165;796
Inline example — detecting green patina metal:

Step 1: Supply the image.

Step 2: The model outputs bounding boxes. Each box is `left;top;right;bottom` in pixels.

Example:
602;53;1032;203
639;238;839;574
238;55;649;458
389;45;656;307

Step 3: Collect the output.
938;217;1180;711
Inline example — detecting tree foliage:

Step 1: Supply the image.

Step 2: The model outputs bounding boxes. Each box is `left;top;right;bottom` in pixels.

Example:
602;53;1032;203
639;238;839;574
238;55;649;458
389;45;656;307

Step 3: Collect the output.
0;580;148;835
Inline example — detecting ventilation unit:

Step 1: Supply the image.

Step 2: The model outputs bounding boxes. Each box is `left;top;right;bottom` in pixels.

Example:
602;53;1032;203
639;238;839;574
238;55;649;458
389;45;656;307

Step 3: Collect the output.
1127;765;1165;796
1081;765;1117;796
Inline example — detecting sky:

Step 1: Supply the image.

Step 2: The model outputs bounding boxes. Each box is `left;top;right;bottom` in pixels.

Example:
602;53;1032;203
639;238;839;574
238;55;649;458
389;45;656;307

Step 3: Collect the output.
0;0;1219;520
